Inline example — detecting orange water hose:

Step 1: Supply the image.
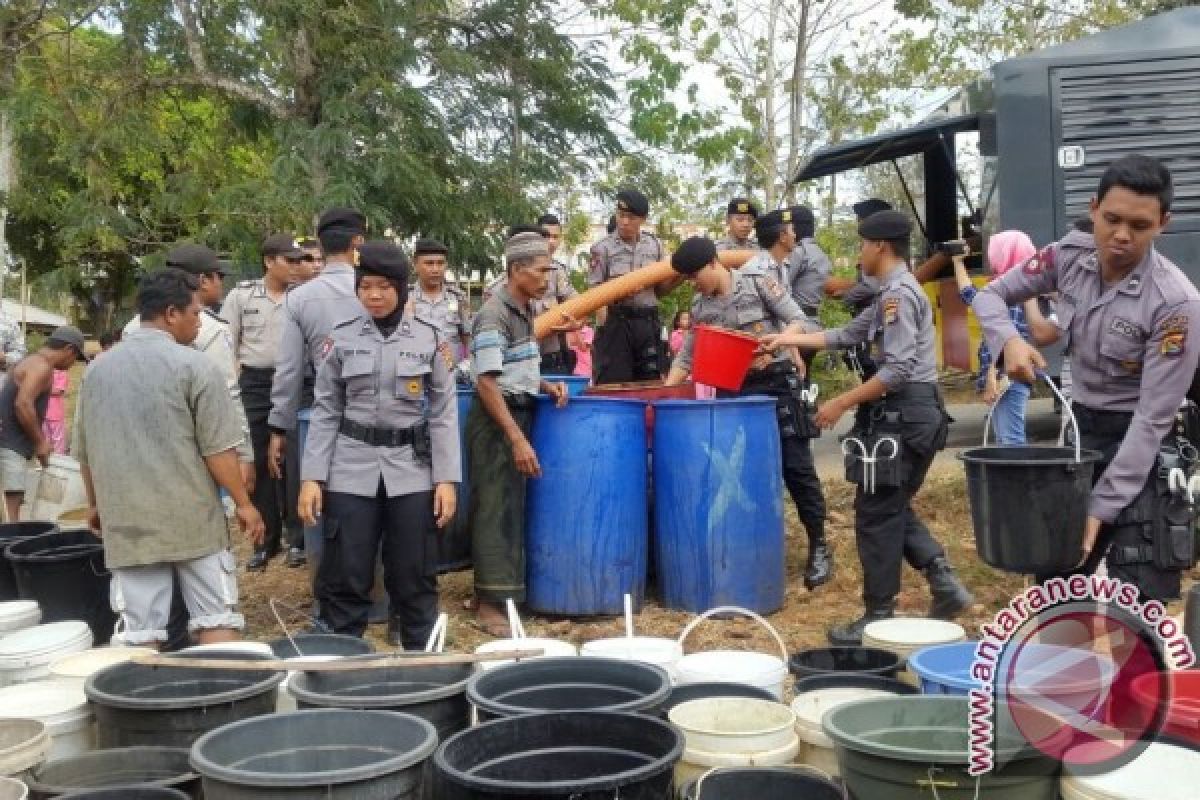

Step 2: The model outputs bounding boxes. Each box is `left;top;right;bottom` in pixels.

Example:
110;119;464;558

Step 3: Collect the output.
533;249;755;339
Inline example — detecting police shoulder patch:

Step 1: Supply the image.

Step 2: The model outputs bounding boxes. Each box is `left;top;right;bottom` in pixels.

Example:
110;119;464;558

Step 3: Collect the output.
1023;245;1056;276
883;296;900;324
762;276;787;300
319;336;334;360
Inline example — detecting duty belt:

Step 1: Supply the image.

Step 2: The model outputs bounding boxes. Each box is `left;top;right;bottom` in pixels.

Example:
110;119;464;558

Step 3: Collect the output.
339;420;419;447
882;381;941;409
1109;545;1154;566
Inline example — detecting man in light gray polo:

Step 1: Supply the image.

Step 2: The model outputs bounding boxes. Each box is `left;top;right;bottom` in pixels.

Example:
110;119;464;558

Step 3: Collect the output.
76;269;265;646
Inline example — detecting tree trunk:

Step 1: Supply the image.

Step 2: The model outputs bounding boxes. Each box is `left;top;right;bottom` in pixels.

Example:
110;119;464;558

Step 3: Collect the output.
784;0;811;206
0;106;14;287
763;0;779;207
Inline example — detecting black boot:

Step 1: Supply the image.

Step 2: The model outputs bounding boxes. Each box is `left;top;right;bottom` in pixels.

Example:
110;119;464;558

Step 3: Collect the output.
828;601;895;647
925;556;974;620
387;616;405;648
803;536;833;590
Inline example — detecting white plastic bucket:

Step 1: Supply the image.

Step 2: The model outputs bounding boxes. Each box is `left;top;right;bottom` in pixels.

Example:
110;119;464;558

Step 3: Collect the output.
0;776;27;800
862;618;966;685
0;602;41;635
48;646;154;689
668;697;796;754
182;641;274;657
0;679;94;761
475;638;577;672
0;620;94;686
0;718;49;778
26;456;87;524
792;686;893;777
1061;742;1200;799
581;637;682;679
673;607;790;700
673;734;801;790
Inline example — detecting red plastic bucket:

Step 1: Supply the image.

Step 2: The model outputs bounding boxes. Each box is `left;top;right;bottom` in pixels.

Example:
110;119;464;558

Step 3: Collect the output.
1130;670;1200;747
690;325;758;391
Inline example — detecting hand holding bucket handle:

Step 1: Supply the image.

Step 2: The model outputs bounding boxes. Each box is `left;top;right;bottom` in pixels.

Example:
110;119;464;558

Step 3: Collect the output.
841;436;898;495
675;605;789;663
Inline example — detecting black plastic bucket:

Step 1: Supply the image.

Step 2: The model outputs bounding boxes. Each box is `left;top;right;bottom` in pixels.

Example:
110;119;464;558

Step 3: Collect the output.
289;660;472;739
433;711;683;800
6;530;114;643
793;672;919;697
27;746;198;798
190;709;437;799
960;445;1102;573
652;681;777;718
0;522;57;600
677;766;845;800
467;657;671;722
85;652;284;748
789;646;902;681
268;634;374;659
58;790;188;799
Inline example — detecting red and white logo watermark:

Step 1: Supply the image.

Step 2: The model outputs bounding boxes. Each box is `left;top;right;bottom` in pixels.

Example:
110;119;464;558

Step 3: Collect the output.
968;575;1194;776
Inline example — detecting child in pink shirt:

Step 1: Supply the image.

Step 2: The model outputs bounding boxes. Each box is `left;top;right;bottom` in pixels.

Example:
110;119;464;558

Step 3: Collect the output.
42;369;69;455
568;324;594;382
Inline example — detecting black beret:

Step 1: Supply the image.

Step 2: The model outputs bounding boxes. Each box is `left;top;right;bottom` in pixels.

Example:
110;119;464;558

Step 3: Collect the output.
357;240;410;283
615;188;649;218
413;237;448;257
317;207;366;237
671;236;718;276
852;198;892;221
858;210;912;241
536;213;561;227
165;243;228;275
726;198;759;217
754;208;793;238
789;205;816;237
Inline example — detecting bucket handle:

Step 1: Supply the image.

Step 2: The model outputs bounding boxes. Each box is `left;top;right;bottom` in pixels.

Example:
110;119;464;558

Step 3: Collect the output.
921;766;981;800
675;605;789;663
981;371;1081;463
693;765;845;800
505;598;527;640
424;612;449;653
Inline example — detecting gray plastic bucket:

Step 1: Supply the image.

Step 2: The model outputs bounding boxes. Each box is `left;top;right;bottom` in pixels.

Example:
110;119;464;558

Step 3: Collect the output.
288;660;472;739
85;652;284;748
27;746;198;798
189;709;437;799
57;790;188;799
823;695;1061;799
267;634;373;660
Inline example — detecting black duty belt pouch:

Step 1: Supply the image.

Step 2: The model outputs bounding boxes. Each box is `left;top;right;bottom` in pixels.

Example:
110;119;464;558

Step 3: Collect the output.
843;411;907;492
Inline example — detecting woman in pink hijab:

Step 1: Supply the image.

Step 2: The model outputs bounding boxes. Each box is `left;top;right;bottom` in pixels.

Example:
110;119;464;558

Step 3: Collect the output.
953;230;1038;444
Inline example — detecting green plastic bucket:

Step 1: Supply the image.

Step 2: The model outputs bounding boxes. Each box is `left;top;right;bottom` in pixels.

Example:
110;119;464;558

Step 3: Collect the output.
822;695;1061;800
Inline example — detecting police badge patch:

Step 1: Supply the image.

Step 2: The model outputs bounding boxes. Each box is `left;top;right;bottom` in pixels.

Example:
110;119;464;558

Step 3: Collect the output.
1023;245;1055;276
883;297;899;324
763;277;786;300
319;336;334;360
408;379;422;395
1161;315;1189;357
439;342;455;369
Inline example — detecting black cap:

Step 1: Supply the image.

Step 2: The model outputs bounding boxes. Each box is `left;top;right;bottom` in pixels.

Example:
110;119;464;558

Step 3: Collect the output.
671;236;718;276
165;243;228;276
852;198;892;221
357;241;410;284
316;207;366;237
413;238;448;257
536;213;561;227
48;325;90;362
858;210;912;240
755;208;793;239
726;198;759;218
262;233;303;259
615;188;649;218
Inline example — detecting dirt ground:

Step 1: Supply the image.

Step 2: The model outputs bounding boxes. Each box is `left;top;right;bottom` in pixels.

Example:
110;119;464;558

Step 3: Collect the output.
236;463;1146;658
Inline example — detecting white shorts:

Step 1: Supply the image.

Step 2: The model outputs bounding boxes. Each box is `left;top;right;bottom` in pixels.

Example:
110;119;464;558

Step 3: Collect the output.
110;550;244;644
0;449;30;494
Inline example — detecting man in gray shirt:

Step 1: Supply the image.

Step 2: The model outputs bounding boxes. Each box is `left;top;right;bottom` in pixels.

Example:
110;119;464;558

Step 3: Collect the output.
76;269;265;647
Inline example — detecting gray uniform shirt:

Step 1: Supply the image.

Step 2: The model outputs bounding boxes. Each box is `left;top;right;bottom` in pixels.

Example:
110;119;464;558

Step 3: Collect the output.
672;261;816;374
826;265;939;389
471;285;541;395
222;280;285;369
409;284;471;357
589;232;664;309
124;309;251;462
301;312;460;497
974;236;1200;524
268;260;363;431
73;328;242;568
715;235;758;252
787;238;834;312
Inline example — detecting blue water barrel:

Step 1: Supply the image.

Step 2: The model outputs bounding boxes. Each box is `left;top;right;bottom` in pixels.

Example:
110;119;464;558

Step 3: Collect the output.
438;388;475;572
652;397;785;613
543;375;591;396
526;396;649;614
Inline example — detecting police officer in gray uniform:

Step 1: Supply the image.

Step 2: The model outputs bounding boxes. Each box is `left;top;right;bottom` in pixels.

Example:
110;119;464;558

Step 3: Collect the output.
534;213;581;375
785;206;833;318
975;155;1200;602
409;237;471;375
590;189;670;383
298;241;460;645
665;235;832;589
715;198;760;252
764;210;973;645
